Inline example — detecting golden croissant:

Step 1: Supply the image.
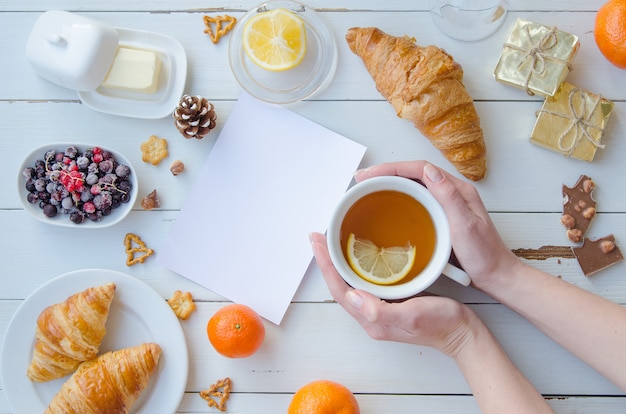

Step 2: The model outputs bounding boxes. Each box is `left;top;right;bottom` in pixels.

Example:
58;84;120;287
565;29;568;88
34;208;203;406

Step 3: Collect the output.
27;282;116;382
346;27;486;181
45;343;162;414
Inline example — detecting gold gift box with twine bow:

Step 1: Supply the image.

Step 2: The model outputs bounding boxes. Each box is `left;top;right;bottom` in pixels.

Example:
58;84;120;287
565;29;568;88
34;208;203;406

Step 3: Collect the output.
494;18;579;97
530;82;614;161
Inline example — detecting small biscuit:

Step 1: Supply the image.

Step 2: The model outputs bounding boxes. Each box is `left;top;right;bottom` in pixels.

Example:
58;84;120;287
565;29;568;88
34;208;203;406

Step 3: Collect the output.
124;233;154;266
200;377;231;412
167;290;196;320
141;135;169;165
203;15;237;44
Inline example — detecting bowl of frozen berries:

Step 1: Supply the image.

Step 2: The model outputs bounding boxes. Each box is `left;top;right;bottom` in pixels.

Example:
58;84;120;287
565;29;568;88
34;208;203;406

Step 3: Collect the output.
18;143;138;228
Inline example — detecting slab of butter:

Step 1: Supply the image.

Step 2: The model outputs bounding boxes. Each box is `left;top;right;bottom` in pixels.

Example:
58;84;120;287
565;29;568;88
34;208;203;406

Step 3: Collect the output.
102;47;162;94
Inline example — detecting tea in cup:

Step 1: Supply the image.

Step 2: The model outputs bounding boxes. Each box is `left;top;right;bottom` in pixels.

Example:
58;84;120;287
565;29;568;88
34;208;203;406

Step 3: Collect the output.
327;176;470;300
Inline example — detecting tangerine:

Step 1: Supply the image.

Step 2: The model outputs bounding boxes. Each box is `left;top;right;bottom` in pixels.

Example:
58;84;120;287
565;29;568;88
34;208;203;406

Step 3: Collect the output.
206;304;265;358
287;380;360;414
595;0;626;69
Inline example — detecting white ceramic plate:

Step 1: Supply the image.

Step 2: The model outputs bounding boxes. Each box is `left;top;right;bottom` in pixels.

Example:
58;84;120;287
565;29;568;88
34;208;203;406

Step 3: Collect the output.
78;28;187;119
18;143;138;228
228;0;338;104
0;269;188;413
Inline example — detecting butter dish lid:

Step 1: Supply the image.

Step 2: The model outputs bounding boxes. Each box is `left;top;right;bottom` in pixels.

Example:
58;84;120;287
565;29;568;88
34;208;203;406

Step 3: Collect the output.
26;10;118;92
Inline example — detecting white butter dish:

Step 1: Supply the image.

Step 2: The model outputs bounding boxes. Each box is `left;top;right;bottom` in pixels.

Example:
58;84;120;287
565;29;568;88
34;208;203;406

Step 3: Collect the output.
26;10;187;119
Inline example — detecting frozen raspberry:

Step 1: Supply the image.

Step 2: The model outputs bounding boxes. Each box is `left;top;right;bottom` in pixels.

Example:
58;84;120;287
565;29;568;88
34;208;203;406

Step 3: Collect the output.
83;201;96;214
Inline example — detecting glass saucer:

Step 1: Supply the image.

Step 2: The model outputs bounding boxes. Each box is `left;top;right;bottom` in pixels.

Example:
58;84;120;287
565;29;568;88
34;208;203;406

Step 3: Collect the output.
228;0;338;104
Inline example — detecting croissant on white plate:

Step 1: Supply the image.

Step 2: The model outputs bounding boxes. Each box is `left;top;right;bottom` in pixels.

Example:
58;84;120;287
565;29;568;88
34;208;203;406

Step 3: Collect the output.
44;343;162;414
26;282;116;382
346;27;487;181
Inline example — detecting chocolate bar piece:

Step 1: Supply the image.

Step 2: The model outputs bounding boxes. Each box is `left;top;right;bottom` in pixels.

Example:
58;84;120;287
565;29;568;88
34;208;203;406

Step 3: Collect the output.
573;235;624;276
561;175;596;243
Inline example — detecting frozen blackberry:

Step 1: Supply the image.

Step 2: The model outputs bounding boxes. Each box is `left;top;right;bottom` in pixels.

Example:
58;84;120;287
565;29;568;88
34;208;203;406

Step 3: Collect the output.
115;164;131;178
43;204;58;218
38;191;50;202
69;211;86;224
26;193;39;204
76;156;90;170
44;149;56;160
118;180;132;193
93;192;112;210
99;159;114;173
64;145;78;159
25;179;36;192
85;172;99;185
34;178;47;192
88;210;103;221
61;197;74;210
22;167;35;180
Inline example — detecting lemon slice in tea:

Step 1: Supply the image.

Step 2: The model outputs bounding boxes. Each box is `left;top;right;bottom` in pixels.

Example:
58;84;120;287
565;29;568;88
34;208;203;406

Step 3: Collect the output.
346;233;416;285
242;8;306;71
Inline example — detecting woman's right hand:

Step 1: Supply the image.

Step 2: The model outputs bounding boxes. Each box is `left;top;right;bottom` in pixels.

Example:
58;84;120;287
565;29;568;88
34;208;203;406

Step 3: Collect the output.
354;161;523;292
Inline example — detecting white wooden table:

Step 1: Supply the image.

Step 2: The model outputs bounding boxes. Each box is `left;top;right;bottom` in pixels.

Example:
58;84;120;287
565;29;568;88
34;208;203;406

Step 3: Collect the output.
2;1;626;412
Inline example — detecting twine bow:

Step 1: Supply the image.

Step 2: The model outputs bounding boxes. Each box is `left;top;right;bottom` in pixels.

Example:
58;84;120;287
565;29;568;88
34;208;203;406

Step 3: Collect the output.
538;88;605;157
504;24;573;95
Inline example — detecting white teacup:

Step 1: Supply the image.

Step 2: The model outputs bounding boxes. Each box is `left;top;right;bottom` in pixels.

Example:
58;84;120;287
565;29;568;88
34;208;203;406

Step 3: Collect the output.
327;176;471;300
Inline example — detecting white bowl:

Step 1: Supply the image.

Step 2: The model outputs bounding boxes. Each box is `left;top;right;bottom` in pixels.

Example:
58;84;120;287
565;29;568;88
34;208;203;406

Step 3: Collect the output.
18;143;138;228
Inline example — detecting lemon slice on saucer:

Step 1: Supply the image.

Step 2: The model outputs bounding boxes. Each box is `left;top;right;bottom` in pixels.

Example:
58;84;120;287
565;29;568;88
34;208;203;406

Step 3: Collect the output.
346;233;416;285
242;8;306;71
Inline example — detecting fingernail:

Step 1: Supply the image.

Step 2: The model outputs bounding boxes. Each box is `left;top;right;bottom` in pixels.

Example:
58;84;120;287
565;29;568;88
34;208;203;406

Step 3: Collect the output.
424;163;443;183
309;233;320;255
345;290;363;310
354;166;372;180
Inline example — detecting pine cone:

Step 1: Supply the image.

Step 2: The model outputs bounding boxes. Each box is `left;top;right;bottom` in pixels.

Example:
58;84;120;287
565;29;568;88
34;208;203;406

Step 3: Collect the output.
173;95;217;139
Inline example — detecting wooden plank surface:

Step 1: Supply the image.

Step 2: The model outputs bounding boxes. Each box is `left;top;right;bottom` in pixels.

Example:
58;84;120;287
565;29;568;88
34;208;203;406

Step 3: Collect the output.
2;1;626;413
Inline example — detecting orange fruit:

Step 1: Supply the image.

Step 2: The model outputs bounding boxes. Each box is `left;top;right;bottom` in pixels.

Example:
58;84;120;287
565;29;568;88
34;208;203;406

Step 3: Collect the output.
206;304;265;358
287;380;360;414
594;0;626;69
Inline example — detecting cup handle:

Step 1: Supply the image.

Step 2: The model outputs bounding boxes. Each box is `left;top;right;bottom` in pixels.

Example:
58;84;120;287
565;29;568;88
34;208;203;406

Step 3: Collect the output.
442;263;471;286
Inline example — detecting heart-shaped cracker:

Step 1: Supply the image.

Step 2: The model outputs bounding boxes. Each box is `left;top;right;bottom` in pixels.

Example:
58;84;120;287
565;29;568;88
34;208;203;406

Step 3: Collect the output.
203;15;237;44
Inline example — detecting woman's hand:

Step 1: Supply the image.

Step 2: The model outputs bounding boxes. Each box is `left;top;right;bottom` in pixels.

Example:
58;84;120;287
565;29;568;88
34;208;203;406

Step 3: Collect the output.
310;232;477;358
354;161;523;291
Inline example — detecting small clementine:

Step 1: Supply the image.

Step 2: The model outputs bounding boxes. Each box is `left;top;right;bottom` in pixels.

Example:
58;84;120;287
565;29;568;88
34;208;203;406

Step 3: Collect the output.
595;0;626;69
287;380;360;414
207;304;265;358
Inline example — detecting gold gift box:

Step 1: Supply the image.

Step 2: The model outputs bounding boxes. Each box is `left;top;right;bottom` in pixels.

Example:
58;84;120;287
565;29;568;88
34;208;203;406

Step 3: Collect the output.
530;82;614;162
494;18;579;97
